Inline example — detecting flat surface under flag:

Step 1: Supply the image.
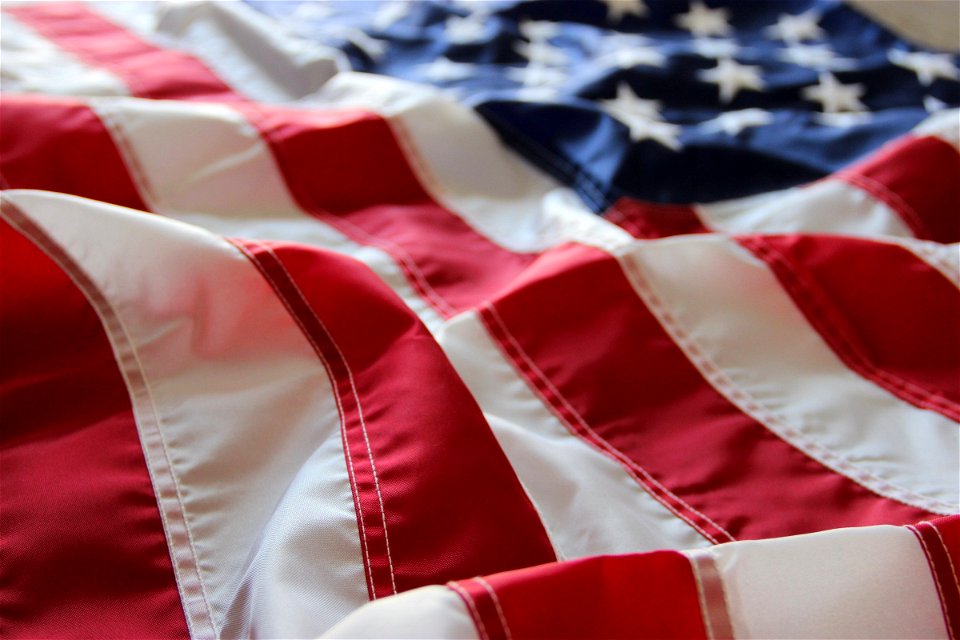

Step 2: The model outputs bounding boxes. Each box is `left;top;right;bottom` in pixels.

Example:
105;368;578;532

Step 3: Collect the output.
0;1;958;638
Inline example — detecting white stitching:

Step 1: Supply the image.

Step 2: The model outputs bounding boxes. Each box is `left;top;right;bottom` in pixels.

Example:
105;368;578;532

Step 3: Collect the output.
447;582;490;640
228;239;378;600
246;239;398;595
483;302;731;544
909;524;955;640
617;242;958;515
473;577;512;640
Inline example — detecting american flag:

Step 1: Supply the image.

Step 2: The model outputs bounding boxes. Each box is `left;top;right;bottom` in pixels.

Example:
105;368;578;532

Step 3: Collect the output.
1;1;957;638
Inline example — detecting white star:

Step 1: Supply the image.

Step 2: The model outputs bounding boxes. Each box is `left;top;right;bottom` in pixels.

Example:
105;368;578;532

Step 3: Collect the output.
813;111;874;128
446;14;489;43
802;73;867;113
602;83;682;150
766;11;825;43
596;46;665;69
700;108;774;135
889;50;960;86
515;39;569;66
777;44;856;70
507;63;568;88
689;38;740;59
373;1;411;30
519;20;561;42
924;94;948;113
514;85;562;102
698;57;764;103
420;57;477;82
601;0;648;23
675;2;731;38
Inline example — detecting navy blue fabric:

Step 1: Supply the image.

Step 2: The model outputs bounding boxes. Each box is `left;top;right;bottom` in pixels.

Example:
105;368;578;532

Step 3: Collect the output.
245;0;960;210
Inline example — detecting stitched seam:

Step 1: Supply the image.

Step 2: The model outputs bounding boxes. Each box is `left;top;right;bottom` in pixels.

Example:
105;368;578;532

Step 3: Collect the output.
931;525;960;593
228;239;378;600
240;106;457;318
243;239;398;595
836;171;930;240
1;201;217;637
473;577;512;640
745;237;960;420
910;524;955;640
619;244;956;515
447;582;490;640
481;303;731;544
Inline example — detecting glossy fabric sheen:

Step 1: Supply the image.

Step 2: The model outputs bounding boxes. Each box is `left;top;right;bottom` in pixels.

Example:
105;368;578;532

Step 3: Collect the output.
0;218;187;639
742;234;960;417
241;106;540;316
453;551;708;640
241;241;557;596
0;96;148;211
483;243;936;542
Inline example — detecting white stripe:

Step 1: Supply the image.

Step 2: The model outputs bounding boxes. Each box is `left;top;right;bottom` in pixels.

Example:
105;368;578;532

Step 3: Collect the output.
320;586;479;640
914;108;960;150
0;11;130;97
439;310;711;559
89;0;344;103
4;189;369;637
709;525;949;638
616;235;958;513
308;72;633;254
696;179;916;239
88;96;445;333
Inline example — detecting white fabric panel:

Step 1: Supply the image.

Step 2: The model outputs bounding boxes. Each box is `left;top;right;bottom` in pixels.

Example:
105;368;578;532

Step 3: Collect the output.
309;72;633;254
0;12;129;97
90;0;344;103
439;310;710;559
4;190;369;637
914;108;960;149
321;586;479;640
89;97;445;334
710;525;949;639
696;179;915;238
617;235;959;513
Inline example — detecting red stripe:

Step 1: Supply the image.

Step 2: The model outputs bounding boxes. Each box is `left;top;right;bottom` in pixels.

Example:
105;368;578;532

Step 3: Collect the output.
452;551;709;640
908;516;960;640
0;215;187;638
481;243;936;543
0;95;148;211
603;197;709;239
231;239;555;600
739;234;960;420
5;2;241;102
239;105;539;316
837;134;960;243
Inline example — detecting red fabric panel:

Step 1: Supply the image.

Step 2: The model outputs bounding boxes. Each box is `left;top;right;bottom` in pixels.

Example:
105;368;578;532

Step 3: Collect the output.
604;197;709;238
0;217;186;638
5;2;241;101
482;243;935;543
740;234;960;420
0;95;148;211
232;239;556;600
451;551;709;640
838;134;960;243
241;105;539;316
908;516;960;640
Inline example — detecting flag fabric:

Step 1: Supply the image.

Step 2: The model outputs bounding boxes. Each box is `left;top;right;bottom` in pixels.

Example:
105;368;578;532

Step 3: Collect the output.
0;1;958;639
